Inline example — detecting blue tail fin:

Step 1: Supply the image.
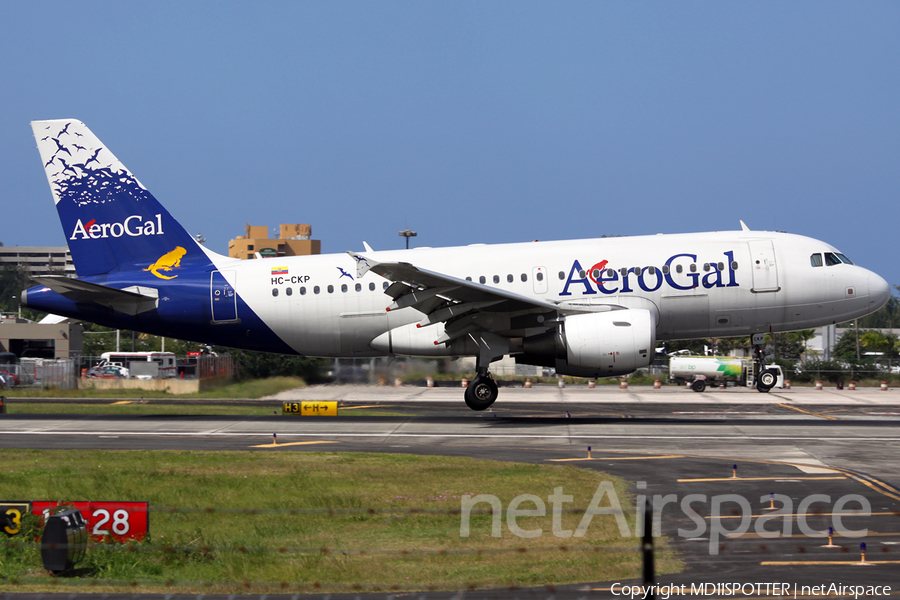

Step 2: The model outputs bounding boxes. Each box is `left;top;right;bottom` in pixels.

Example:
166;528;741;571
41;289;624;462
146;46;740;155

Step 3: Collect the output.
32;119;211;279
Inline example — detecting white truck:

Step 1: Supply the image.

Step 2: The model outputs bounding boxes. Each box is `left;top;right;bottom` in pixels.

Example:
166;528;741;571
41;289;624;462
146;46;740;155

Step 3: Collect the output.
99;352;177;379
669;355;784;393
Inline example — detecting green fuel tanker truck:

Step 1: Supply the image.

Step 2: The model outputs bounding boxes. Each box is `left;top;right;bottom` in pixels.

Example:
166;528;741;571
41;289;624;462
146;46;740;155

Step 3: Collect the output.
668;356;784;393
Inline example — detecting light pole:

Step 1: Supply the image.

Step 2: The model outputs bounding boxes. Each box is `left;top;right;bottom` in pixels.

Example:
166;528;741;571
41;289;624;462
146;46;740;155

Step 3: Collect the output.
398;228;417;249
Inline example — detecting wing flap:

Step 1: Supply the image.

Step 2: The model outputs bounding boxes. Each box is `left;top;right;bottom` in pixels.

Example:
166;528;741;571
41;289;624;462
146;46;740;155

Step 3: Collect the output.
348;251;562;317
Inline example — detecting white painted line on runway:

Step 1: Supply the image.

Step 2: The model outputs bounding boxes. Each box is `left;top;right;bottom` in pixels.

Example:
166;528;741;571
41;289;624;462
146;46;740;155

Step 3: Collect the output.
6;430;900;442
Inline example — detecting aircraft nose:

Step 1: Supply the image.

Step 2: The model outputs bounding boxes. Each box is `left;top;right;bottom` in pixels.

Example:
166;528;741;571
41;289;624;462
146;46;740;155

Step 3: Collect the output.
868;272;891;310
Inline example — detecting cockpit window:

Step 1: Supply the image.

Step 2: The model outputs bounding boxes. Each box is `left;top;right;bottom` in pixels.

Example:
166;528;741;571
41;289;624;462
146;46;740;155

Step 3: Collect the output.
810;253;823;267
836;253;854;265
824;252;842;266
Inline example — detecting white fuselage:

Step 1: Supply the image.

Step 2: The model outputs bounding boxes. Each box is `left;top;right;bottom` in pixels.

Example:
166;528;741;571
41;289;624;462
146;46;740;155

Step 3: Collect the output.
211;230;888;359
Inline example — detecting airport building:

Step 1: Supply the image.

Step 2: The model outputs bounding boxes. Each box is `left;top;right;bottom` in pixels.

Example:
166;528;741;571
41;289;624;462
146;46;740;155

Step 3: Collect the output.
0;245;75;276
0;315;83;360
228;224;321;260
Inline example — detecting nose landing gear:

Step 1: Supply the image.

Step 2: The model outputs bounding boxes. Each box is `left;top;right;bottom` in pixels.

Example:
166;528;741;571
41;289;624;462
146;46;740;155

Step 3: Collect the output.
752;333;777;393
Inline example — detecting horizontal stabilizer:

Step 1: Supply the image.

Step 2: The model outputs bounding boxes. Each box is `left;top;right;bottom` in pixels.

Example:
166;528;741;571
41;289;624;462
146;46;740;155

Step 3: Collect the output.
32;275;159;316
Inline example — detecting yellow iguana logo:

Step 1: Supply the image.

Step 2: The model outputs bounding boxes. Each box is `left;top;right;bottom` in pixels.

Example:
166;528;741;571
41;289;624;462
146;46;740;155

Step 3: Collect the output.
144;246;186;280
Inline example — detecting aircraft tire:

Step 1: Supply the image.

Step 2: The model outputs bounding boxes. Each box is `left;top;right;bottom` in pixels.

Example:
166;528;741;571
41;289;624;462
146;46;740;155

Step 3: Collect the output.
757;369;777;393
465;375;498;411
691;379;706;393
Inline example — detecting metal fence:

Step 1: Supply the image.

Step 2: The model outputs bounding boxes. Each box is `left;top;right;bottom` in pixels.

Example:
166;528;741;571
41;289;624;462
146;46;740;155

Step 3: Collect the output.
0;358;77;390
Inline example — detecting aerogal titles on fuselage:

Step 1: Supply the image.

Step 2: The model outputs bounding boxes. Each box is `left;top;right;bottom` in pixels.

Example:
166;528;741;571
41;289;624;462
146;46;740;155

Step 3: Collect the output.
559;251;739;296
70;214;164;240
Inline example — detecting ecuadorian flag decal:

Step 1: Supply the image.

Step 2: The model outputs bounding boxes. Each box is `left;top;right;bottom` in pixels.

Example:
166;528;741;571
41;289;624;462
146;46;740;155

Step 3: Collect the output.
271;266;289;276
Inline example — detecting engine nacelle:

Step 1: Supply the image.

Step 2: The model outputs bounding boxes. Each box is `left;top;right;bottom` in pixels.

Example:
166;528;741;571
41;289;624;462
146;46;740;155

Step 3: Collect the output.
517;309;655;377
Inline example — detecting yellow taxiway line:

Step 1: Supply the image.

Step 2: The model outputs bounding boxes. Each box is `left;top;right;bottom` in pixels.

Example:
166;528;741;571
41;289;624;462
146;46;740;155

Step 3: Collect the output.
251;440;338;448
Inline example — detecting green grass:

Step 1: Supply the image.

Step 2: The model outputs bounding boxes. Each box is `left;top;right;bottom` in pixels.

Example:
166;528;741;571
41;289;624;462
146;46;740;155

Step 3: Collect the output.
4;376;306;400
3;402;416;417
3;402;278;416
0;450;681;593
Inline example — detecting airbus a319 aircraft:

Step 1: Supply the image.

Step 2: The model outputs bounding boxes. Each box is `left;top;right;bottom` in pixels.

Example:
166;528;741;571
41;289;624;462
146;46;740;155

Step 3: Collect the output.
23;119;891;409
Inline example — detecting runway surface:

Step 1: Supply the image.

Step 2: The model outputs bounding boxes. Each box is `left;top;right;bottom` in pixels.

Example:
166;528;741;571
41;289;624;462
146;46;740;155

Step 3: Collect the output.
3;385;900;598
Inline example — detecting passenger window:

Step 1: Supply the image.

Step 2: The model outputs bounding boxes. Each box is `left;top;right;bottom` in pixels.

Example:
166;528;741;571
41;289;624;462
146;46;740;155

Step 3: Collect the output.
592;269;600;279
272;288;278;297
466;276;472;281
731;261;738;270
327;285;334;293
300;286;306;295
369;282;376;291
536;272;544;281
383;282;390;290
703;263;710;272
479;276;486;284
355;283;361;292
662;265;670;275
620;268;628;276
286;287;293;296
521;273;527;282
676;265;683;274
493;275;500;284
648;266;656;275
810;253;823;267
558;271;565;280
689;264;697;273
341;284;347;293
507;274;513;283
578;270;586;278
314;286;320;294
717;262;724;271
825;252;841;266
633;267;642;276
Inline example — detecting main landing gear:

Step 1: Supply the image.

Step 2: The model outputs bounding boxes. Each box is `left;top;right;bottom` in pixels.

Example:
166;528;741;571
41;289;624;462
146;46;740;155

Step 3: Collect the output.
465;369;499;411
463;333;507;411
752;333;778;393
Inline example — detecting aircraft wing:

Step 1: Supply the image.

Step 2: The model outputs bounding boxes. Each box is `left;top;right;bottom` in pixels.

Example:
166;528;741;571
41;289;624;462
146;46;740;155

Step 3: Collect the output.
350;251;557;312
31;276;159;316
347;251;610;333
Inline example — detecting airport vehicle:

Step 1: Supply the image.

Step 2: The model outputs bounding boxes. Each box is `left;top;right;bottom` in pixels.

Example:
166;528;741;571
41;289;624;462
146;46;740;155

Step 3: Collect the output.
0;370;18;386
85;365;129;379
669;355;784;392
99;352;177;379
21;120;892;410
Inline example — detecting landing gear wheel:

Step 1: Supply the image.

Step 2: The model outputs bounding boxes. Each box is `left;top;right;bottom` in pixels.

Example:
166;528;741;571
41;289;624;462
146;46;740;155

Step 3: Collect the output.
757;369;777;393
465;374;498;411
691;379;706;393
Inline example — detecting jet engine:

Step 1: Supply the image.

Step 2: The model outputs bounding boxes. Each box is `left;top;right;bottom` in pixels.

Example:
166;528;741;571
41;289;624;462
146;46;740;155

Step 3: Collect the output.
516;309;655;377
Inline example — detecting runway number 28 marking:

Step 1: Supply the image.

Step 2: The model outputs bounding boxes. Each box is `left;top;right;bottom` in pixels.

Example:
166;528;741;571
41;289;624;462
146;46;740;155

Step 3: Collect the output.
31;501;149;541
91;508;130;536
2;501;147;540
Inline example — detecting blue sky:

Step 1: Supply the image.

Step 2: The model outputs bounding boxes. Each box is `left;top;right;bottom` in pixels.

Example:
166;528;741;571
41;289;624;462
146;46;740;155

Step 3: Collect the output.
1;2;898;288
